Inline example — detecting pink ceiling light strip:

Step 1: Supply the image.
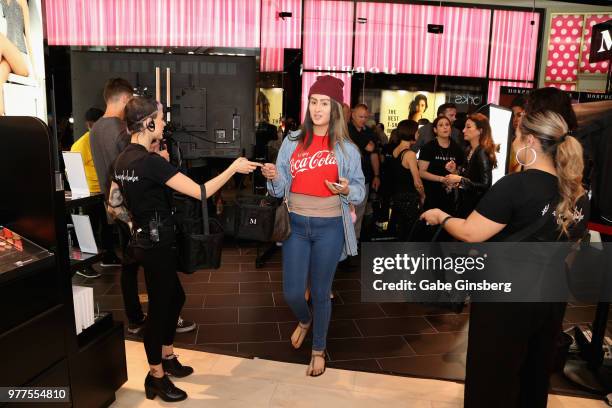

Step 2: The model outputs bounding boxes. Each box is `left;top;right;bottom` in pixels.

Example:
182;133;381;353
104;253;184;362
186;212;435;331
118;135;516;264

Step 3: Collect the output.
489;10;540;81
45;0;261;47
260;0;302;72
354;2;431;75
301;72;352;122
354;3;490;77
487;81;533;105
439;7;491;77
303;0;354;70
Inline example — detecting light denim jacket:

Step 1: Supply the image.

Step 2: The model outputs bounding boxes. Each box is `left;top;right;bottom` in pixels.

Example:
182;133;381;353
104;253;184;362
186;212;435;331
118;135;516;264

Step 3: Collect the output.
267;131;366;260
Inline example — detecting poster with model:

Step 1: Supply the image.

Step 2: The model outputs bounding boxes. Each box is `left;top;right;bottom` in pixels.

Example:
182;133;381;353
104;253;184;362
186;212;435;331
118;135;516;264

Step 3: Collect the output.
373;89;447;136
0;0;46;121
379;90;410;138
407;91;446;123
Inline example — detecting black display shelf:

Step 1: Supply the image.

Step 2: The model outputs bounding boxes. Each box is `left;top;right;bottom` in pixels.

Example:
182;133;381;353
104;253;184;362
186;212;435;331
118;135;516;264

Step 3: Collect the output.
76;312;114;349
64;192;105;210
0;117;126;407
69;247;105;274
70;321;127;408
0;255;55;285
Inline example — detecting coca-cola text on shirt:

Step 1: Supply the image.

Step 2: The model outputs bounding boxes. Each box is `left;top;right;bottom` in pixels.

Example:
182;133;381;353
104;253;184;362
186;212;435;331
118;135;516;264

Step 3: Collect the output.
290;150;337;176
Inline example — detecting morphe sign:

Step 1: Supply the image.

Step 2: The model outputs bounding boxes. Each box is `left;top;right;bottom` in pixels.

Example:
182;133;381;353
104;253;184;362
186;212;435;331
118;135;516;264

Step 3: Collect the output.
590;20;612;63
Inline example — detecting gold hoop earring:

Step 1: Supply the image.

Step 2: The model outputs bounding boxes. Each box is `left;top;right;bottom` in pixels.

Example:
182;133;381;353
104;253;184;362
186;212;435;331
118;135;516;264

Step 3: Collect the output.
515;146;537;167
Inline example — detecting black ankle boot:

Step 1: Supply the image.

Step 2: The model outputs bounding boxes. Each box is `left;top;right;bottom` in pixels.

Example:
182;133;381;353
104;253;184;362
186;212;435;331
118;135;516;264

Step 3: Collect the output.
144;373;187;402
162;355;194;378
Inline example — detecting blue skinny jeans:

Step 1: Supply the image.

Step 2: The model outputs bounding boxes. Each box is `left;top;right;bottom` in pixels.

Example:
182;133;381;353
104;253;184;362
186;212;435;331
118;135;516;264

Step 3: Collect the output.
282;213;345;351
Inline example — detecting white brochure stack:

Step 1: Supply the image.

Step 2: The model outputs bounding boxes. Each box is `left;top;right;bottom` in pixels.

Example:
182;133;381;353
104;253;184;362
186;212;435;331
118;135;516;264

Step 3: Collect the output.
72;285;95;334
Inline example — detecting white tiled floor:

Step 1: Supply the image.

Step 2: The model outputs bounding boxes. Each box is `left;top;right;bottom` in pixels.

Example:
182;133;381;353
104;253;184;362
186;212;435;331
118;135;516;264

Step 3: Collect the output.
112;340;607;407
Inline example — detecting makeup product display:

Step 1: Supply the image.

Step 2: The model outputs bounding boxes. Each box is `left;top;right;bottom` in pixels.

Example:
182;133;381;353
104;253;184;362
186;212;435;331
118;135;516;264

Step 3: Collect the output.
0;226;52;275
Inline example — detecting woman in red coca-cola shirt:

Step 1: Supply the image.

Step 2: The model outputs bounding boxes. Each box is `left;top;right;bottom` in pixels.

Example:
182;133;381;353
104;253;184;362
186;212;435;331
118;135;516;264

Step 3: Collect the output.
262;76;365;377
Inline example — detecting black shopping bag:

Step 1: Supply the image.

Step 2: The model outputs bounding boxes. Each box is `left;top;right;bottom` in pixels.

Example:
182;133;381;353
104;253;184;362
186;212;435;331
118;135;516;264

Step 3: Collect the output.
234;195;279;242
175;184;224;273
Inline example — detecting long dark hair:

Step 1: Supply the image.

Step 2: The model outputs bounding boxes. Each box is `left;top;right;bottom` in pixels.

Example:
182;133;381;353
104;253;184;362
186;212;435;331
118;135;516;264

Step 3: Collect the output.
409;94;428;119
298;99;352;150
396;119;418;142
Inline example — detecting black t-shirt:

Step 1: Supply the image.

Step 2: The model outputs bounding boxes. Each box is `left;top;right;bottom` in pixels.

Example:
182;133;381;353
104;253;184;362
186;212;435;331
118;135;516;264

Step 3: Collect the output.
419;138;465;212
412;123;464;153
419;138;465;176
348;122;375;183
113;144;179;228
476;169;590;242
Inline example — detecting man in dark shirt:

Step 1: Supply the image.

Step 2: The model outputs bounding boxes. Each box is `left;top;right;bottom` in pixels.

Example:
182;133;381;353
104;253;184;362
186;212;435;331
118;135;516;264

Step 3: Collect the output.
90;84;132;200
413;103;463;152
348;103;380;241
89;79;133;269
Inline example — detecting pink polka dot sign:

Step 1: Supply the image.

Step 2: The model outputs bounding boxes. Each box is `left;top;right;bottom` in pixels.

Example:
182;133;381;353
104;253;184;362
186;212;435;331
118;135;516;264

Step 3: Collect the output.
546;15;583;83
545;82;576;92
581;14;612;74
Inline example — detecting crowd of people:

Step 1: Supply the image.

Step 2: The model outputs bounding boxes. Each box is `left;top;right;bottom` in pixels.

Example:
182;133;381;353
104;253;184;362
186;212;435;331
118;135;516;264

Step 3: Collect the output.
265;98;498;244
70;76;590;407
262;82;589;408
276;98;501;244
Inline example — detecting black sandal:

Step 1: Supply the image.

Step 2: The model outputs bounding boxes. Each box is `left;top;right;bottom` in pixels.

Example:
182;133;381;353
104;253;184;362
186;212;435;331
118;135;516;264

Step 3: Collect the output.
307;350;327;377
